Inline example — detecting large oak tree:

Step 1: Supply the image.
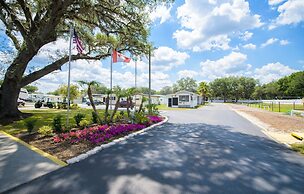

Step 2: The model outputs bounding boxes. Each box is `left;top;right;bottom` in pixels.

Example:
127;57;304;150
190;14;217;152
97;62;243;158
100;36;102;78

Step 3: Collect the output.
0;0;170;121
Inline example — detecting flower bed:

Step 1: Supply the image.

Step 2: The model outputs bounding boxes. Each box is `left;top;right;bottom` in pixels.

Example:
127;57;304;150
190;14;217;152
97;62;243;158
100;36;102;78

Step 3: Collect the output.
19;115;164;162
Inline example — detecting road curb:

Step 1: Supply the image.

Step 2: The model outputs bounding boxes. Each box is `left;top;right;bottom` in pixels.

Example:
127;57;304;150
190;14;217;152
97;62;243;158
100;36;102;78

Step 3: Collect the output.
66;116;169;164
0;130;68;167
229;107;291;148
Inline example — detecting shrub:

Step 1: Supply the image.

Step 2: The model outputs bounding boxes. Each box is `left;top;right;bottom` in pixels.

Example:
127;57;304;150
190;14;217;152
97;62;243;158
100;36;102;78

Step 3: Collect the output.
145;104;159;115
92;111;98;123
24;118;37;133
71;104;79;109
134;112;149;125
74;113;85;126
38;126;53;136
52;115;63;133
79;119;90;128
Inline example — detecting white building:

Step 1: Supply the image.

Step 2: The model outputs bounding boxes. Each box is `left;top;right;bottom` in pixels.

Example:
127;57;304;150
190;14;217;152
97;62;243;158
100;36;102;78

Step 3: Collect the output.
166;91;202;108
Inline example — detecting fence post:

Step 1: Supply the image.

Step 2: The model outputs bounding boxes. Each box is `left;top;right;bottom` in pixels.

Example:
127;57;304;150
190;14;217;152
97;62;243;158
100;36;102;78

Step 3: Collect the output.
293;102;295;110
279;102;281;112
271;102;274;111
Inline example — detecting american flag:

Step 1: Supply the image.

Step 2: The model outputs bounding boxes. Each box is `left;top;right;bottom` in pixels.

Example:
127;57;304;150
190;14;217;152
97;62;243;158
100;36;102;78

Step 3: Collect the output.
73;29;84;54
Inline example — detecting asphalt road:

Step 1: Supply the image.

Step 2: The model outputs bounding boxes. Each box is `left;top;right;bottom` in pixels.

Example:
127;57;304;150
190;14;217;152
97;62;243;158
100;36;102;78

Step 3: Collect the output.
5;103;304;194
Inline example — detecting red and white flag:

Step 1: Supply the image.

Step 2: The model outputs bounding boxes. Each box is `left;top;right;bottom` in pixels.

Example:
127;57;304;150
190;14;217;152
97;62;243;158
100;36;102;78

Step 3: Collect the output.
112;50;131;63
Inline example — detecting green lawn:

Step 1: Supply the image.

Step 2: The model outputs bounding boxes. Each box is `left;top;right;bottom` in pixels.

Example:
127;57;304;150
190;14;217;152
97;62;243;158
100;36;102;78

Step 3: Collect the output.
247;103;304;113
290;143;304;155
156;104;206;111
0;108;109;135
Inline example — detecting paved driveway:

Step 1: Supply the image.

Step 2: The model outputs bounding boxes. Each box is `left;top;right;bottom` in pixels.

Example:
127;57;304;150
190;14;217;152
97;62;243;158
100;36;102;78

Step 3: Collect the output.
5;104;304;194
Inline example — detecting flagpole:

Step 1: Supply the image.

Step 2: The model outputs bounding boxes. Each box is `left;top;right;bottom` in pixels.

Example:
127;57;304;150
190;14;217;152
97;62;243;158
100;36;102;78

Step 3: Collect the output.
134;57;137;112
66;25;73;129
110;50;113;110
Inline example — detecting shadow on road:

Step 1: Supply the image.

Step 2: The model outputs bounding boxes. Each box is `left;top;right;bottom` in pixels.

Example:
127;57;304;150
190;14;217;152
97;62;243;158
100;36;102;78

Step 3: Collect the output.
5;122;304;194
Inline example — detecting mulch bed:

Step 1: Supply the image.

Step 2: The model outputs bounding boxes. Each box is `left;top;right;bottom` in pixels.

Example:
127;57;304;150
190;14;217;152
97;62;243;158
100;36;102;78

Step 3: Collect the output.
18;133;96;161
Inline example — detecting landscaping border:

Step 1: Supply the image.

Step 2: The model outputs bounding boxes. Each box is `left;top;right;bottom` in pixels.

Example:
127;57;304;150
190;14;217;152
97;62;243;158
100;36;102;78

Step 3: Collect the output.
0;130;68;166
66;116;169;164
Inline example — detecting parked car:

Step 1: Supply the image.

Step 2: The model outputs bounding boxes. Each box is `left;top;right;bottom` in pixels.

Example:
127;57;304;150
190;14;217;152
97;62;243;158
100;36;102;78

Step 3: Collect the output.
17;98;25;106
119;100;134;108
86;100;103;106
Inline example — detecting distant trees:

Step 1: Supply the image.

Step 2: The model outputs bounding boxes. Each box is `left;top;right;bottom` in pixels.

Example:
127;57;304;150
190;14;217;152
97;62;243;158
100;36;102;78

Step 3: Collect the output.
158;86;173;95
50;84;80;102
209;77;257;102
24;85;38;93
172;77;198;93
252;71;304;99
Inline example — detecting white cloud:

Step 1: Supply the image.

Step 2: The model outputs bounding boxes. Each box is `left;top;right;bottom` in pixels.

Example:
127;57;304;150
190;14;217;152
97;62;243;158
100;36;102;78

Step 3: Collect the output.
124;46;189;72
261;38;279;48
242;43;256;49
149;4;172;24
35;59;173;93
240;31;253;41
200;52;251;80
270;0;304;29
254;62;297;83
178;70;198;79
173;0;262;52
268;0;286;6
280;39;290;45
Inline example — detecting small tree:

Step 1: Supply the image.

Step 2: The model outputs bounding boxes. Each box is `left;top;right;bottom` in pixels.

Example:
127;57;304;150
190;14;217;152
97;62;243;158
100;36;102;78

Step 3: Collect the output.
197;81;209;104
77;81;101;123
110;86;125;122
57;84;80;103
126;87;136;118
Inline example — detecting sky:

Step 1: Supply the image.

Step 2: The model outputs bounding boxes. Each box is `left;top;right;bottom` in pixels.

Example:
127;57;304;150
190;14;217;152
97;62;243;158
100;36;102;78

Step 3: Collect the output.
0;0;304;93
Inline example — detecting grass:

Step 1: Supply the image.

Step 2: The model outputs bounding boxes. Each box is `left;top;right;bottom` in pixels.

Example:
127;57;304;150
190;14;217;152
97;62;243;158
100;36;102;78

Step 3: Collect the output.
246;103;304;113
156;103;207;110
290;143;304;155
0;108;113;135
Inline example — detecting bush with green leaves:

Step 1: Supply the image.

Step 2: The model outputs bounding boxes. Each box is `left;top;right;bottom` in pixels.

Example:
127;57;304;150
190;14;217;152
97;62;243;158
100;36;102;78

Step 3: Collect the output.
38;126;53;136
24;118;37;133
74;113;85;126
79;119;90;128
134;112;149;125
71;104;79;109
52;115;63;133
145;104;159;115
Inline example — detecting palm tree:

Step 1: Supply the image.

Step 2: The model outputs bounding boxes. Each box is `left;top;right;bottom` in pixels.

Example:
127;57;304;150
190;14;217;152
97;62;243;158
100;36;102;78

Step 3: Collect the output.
197;81;210;105
138;96;147;113
110;86;126;123
104;88;112;124
125;87;136;118
77;80;101;123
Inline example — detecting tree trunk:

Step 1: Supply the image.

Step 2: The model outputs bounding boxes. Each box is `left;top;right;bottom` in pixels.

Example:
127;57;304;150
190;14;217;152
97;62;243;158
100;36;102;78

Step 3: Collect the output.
88;86;101;123
110;97;121;122
104;94;110;124
138;98;144;113
0;79;22;120
126;96;132;118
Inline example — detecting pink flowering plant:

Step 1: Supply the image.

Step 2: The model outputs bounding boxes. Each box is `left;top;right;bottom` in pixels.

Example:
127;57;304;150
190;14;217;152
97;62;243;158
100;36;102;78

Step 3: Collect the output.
147;115;163;123
53;115;163;144
53;124;146;144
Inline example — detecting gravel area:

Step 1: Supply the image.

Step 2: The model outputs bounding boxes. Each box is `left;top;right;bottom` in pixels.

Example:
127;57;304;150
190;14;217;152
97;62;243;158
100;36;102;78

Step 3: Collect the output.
230;104;304;133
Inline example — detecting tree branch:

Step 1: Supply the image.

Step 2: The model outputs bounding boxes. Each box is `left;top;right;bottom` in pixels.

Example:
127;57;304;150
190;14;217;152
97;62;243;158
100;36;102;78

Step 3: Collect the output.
17;0;33;27
19;53;110;87
0;0;28;40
